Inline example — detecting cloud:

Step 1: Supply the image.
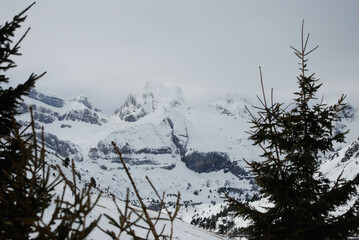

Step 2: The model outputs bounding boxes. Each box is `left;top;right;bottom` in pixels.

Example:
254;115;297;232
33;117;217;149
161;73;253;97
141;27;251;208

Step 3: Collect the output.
1;0;358;113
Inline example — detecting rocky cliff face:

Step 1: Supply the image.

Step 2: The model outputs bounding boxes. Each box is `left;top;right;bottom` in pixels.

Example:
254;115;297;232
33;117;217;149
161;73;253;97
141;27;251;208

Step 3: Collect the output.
115;83;185;122
17;84;359;224
58;108;102;125
19;90;104;126
40;132;83;162
28;89;64;108
181;151;248;178
19;86;359;176
20;85;359;177
182;151;228;172
163;117;188;156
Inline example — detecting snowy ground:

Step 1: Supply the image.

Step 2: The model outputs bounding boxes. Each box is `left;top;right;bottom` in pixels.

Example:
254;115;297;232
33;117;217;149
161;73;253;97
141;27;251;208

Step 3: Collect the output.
44;155;226;240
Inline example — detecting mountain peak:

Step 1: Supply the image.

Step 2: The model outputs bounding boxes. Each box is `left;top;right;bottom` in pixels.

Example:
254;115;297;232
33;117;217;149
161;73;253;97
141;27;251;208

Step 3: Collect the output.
215;93;250;116
115;82;185;122
28;89;64;108
69;95;93;109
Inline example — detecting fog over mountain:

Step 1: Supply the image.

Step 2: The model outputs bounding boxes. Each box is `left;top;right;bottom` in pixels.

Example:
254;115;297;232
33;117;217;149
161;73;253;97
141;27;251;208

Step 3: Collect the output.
1;0;358;114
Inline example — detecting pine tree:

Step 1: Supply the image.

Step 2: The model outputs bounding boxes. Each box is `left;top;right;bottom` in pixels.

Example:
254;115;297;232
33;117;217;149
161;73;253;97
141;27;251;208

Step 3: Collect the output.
227;22;359;239
0;2;45;172
0;4;101;238
0;5;46;236
0;2;46;134
0;5;181;239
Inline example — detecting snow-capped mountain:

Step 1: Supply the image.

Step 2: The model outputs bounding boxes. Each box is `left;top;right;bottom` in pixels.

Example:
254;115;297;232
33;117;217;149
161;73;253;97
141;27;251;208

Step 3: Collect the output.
17;82;359;234
17;83;258;225
115;82;185;122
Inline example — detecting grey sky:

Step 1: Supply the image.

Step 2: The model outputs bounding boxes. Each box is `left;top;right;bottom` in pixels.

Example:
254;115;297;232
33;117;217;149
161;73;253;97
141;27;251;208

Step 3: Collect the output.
1;0;359;113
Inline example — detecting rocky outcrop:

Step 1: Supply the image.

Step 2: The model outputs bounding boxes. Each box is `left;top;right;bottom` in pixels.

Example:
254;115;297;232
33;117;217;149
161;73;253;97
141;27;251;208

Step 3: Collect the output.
40;132;83;162
58;108;102;125
115;93;155;122
19;92;103;125
18;120;41;129
74;96;92;109
338;104;355;121
29;89;64;108
135;147;172;155
182;151;228;173
17;103;31;114
164;117;188;156
19;89;105;126
341;141;359;163
18;103;58;124
89;141;132;160
115;83;185;122
181;151;248;177
224;161;248;178
19;103;102;125
89;140;172;162
69;96;102;113
161;164;176;170
33;106;58;124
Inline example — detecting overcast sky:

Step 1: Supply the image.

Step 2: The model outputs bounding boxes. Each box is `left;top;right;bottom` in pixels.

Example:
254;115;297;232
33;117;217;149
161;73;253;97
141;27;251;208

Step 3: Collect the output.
1;0;358;113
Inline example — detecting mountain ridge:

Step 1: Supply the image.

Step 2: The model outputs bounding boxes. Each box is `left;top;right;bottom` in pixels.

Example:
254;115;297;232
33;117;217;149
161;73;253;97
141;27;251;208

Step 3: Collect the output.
17;83;359;234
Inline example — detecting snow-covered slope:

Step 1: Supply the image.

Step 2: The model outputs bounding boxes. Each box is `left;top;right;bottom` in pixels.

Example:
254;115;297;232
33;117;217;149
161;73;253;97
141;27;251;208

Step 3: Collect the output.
43;151;224;239
18;83;359;235
321;139;359;181
18;85;257;222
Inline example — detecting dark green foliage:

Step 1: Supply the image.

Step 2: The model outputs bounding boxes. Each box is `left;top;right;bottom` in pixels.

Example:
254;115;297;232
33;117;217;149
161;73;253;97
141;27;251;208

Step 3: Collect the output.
0;116;52;238
190;205;245;236
0;2;45;174
0;109;102;239
227;22;359;239
0;3;46;237
0;4;101;239
0;2;45;136
0;4;185;240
